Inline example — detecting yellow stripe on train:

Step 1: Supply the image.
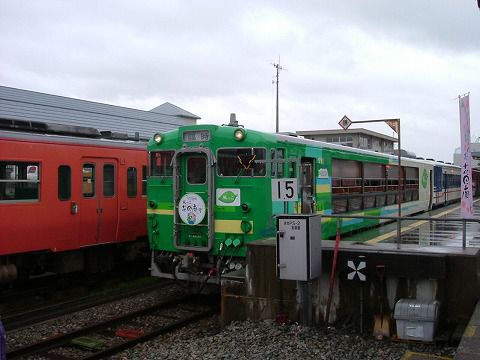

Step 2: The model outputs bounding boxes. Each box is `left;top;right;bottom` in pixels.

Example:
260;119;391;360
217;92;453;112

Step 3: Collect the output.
316;184;331;193
215;220;254;234
147;209;174;215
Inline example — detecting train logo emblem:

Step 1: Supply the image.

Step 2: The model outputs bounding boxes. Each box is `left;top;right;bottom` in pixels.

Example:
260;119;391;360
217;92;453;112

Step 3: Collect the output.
216;188;241;206
347;260;366;281
178;193;206;225
422;169;428;189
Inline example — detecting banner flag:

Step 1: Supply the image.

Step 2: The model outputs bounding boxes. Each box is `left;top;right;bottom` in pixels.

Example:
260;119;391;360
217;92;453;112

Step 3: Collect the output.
459;94;473;218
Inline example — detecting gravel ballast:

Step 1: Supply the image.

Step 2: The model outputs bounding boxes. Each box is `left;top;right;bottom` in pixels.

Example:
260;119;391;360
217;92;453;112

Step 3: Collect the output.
114;317;456;360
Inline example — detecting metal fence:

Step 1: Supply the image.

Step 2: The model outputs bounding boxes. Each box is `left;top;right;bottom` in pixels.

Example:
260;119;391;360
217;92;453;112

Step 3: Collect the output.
318;214;480;248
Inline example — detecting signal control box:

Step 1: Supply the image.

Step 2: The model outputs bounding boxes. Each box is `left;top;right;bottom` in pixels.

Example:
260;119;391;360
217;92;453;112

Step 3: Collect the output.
276;214;322;281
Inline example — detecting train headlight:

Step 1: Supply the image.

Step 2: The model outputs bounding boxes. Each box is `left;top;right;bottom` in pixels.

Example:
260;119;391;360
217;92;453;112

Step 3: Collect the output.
234;128;246;141
153;133;163;144
241;203;250;213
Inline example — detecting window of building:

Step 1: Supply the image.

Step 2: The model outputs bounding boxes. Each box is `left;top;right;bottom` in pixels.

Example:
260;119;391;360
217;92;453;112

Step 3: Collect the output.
127;167;137;197
359;136;369;149
103;164;115;197
58;165;71;201
326;135;353;147
0;161;40;201
82;164;95;198
150;151;174;177
217;148;266;177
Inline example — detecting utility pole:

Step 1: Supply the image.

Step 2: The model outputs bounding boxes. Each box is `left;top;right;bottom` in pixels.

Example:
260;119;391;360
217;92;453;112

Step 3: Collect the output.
272;60;285;133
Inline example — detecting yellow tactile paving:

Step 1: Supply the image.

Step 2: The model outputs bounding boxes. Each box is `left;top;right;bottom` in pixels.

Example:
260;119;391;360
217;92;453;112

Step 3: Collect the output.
366;199;480;245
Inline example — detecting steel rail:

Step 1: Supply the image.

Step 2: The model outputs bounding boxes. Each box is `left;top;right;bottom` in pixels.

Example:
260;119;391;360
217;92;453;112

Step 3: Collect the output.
6;293;209;359
3;280;171;330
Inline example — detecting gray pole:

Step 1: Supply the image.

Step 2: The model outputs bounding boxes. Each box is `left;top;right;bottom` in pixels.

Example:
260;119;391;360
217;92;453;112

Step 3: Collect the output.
396;121;402;249
275;63;280;133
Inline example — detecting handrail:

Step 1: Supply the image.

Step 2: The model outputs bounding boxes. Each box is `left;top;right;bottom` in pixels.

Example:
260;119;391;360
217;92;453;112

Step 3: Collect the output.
318;214;480;248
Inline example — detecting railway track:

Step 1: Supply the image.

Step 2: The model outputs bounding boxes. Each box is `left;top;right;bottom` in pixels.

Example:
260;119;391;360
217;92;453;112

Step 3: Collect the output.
3;280;171;330
0;263;150;315
7;293;219;359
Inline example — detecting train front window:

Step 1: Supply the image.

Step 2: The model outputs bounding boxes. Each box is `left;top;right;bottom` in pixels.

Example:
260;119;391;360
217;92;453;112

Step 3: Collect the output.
0;161;40;201
150;151;174;177
217;148;266;177
187;157;206;184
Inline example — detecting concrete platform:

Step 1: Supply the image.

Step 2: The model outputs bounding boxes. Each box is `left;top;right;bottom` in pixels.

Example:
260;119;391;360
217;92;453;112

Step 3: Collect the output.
221;238;480;338
455;301;480;359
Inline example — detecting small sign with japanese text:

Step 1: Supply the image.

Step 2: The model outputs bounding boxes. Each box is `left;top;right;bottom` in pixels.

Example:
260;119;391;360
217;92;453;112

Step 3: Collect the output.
459;94;473;218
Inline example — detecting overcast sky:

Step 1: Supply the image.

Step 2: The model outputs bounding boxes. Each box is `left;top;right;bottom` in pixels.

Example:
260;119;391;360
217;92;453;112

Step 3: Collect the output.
1;1;479;162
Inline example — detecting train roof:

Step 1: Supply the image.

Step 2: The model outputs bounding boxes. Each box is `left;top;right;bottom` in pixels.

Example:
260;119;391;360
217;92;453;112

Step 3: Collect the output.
149;123;461;170
0;126;146;150
274;132;460;169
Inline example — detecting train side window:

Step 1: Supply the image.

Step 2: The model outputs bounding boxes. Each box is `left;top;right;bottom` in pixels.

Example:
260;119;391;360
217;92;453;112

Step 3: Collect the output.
386;165;399;204
363;162;386;208
270;149;276;177
331;159;362;213
103;164;115;197
271;149;285;178
150;151;174;177
58;165;71;201
187;156;206;184
277;149;285;178
404;166;419;201
141;165;147;196
0;161;40;201
127;167;137;197
288;160;297;178
82;164;95;198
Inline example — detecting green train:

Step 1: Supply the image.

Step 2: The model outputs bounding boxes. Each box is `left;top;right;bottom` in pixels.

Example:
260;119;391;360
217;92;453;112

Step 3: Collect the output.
147;120;471;283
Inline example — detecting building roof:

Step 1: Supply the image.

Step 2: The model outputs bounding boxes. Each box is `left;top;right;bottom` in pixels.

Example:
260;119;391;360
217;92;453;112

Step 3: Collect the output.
150;102;200;119
296;128;397;142
0;85;199;140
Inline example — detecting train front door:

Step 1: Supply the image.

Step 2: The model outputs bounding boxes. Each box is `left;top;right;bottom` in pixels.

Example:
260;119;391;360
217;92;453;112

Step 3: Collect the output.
79;158;119;246
173;149;214;252
301;158;315;214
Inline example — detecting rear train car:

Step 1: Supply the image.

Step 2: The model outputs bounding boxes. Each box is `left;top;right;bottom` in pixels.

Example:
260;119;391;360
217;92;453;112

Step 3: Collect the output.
147;123;477;283
431;162;461;206
0;121;148;282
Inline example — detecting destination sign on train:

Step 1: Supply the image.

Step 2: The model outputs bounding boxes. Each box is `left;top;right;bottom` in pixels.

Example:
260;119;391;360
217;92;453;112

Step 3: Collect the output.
183;130;210;142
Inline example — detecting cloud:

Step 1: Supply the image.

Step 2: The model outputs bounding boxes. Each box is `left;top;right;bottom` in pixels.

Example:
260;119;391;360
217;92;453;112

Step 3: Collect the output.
0;0;479;162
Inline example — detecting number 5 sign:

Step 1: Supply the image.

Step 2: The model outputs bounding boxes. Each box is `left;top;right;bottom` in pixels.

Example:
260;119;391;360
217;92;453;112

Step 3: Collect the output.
272;178;298;201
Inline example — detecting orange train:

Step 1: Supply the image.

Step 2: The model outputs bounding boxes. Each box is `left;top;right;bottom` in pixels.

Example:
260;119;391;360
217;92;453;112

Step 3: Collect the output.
0;119;148;283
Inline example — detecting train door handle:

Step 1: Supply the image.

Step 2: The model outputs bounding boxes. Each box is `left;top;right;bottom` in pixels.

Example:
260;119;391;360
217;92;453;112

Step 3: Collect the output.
71;201;78;215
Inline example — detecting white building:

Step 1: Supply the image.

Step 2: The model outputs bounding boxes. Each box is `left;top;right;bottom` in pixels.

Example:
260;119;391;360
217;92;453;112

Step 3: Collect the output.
296;128;397;154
